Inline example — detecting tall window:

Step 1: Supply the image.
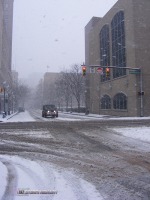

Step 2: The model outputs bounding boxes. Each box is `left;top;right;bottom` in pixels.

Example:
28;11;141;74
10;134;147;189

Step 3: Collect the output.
111;11;126;78
113;93;127;110
99;25;110;82
101;95;111;109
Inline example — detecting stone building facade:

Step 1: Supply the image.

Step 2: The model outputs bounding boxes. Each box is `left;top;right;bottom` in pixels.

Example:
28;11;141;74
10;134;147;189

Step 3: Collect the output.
0;0;14;113
85;0;150;117
0;0;14;80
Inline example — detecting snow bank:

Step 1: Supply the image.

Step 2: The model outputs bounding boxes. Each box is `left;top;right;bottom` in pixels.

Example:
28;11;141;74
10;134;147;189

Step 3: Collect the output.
0;159;7;199
113;127;150;142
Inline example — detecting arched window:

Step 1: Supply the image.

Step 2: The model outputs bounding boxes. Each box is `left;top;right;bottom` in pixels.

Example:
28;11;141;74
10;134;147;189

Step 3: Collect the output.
113;93;127;110
99;25;110;82
101;95;111;109
111;11;126;78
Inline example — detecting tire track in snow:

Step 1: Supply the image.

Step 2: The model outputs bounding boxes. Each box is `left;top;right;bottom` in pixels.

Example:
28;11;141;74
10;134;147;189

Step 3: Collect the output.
15;162;56;200
63;171;103;200
40;162;103;200
0;157;56;200
0;156;104;200
0;158;18;200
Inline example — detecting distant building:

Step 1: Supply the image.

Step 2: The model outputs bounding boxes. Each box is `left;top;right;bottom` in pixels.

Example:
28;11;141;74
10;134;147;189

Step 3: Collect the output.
42;72;60;105
12;70;18;86
85;0;150;117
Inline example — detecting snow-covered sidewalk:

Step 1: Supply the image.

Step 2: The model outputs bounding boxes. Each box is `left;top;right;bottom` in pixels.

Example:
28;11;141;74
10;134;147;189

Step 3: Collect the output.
0;111;18;122
113;127;150;143
63;111;150;120
0;111;35;123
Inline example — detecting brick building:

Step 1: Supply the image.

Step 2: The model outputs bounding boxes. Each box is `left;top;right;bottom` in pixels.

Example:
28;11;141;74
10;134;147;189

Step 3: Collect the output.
85;0;150;117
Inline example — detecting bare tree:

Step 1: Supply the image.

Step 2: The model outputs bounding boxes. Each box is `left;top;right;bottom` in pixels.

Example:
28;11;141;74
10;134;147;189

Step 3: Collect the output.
14;81;30;109
57;64;85;112
69;64;85;112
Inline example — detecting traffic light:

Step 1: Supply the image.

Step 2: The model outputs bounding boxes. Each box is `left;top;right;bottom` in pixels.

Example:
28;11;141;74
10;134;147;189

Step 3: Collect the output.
138;91;144;96
82;66;86;76
106;68;110;77
0;87;4;93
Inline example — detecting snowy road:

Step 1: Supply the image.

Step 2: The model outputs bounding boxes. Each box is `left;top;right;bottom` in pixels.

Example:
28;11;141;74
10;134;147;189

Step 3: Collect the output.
0;111;150;200
0;156;102;200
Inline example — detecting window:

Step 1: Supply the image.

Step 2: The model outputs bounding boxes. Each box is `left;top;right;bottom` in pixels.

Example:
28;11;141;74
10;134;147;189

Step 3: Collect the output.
111;11;126;78
101;95;111;109
99;25;110;82
113;93;127;110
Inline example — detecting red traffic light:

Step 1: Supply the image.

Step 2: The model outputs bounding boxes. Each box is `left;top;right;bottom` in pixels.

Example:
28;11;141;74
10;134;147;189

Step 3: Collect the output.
106;67;110;77
106;68;110;72
82;66;86;76
0;87;4;93
82;66;86;71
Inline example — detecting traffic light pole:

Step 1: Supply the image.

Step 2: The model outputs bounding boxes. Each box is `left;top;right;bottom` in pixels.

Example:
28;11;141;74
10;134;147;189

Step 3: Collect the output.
140;69;143;117
4;87;6;115
88;65;143;117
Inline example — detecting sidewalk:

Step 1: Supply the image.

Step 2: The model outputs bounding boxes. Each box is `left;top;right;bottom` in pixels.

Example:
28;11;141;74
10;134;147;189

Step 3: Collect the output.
0;112;18;122
62;111;150;120
62;111;112;118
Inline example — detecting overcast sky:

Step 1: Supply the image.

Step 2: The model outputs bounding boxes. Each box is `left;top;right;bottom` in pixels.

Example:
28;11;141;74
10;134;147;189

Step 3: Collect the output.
12;0;118;82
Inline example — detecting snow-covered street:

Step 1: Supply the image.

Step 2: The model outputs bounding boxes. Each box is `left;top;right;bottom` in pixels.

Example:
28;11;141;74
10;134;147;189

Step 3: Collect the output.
0;156;103;200
1;110;150;143
0;110;150;200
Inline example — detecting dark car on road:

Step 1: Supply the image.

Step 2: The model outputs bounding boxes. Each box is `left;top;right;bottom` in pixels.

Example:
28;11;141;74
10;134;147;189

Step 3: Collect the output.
42;105;58;118
18;107;25;112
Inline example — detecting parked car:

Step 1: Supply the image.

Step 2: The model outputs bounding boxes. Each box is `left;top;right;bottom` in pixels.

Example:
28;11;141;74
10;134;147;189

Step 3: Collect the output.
42;105;58;118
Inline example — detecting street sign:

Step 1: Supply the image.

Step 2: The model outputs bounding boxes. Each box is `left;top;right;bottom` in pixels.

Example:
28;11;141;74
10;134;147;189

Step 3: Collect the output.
97;67;103;74
129;69;141;74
